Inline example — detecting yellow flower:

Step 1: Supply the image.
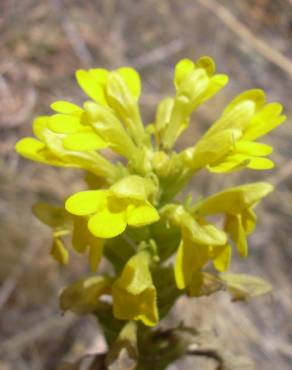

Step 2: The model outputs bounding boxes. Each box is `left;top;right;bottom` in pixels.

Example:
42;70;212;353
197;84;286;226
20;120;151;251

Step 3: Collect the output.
188;90;286;172
165;205;227;246
162;56;229;149
83;101;138;160
16;113;118;180
175;216;230;287
194;182;273;257
112;250;159;326
174;57;229;109
48;101;108;151
76;67;145;145
162;204;229;288
174;234;232;290
65;175;159;239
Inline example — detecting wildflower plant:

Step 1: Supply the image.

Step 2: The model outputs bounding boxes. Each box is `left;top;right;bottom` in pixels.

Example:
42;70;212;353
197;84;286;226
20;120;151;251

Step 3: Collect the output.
16;57;286;369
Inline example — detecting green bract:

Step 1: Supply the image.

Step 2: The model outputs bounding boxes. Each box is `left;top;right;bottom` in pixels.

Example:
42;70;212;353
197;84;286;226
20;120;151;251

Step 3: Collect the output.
16;57;284;336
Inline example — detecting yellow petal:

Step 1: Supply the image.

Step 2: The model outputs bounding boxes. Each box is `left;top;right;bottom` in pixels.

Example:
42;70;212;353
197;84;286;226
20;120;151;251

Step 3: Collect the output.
127;201;159;227
84;101;137;159
223;89;265;115
189;129;241;170
174;58;194;89
88;209;127;238
208;155;250;173
76;69;108;105
33;116;49;140
48;114;83;134
65;190;107;216
242;208;257;234
88;237;104;272
16;137;46;162
155;97;174;134
225;214;248;258
111;175;153;200
202;74;229;102
177;68;209;104
196;56;216;76
174;238;211;289
235;141;273;156
62;131;107;151
117;67;141;100
89;68;109;84
204;89;265;138
247;157;274;170
212;244;232;272
243;102;286;141
112;251;158;326
181;214;227;246
113;284;158;326
50;101;83;115
174;240;187;289
195;182;273;216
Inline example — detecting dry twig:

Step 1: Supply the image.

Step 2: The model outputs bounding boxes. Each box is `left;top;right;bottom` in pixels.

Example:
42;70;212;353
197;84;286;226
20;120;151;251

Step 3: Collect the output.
131;39;185;70
50;0;93;67
196;0;292;78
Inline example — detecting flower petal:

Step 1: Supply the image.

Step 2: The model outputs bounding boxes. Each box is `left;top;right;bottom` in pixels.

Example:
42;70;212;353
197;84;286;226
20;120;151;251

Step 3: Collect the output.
88;209;127;238
111;175;153;200
76;69;108;105
117;67;141;100
50;101;83;115
33;116;49;140
212;244;232;272
195;182;274;215
174;58;194;89
62;131;108;151
48;114;83;134
235;141;273;156
112;251;159;326
196;56;216;76
88;237;104;272
247;157;274;170
243;102;286;141
16;137;46;162
127;201;159;227
66;190;107;216
225;215;248;258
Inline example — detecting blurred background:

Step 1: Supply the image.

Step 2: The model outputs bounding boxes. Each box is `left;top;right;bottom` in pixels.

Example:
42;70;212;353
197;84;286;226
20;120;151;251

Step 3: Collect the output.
0;0;292;369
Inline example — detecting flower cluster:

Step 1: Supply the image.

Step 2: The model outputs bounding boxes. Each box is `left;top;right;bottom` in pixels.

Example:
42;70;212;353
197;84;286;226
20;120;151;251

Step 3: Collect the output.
16;57;285;332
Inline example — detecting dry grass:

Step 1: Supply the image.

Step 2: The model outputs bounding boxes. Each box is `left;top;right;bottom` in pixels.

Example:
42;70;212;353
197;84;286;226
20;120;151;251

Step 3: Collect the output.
0;1;292;369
